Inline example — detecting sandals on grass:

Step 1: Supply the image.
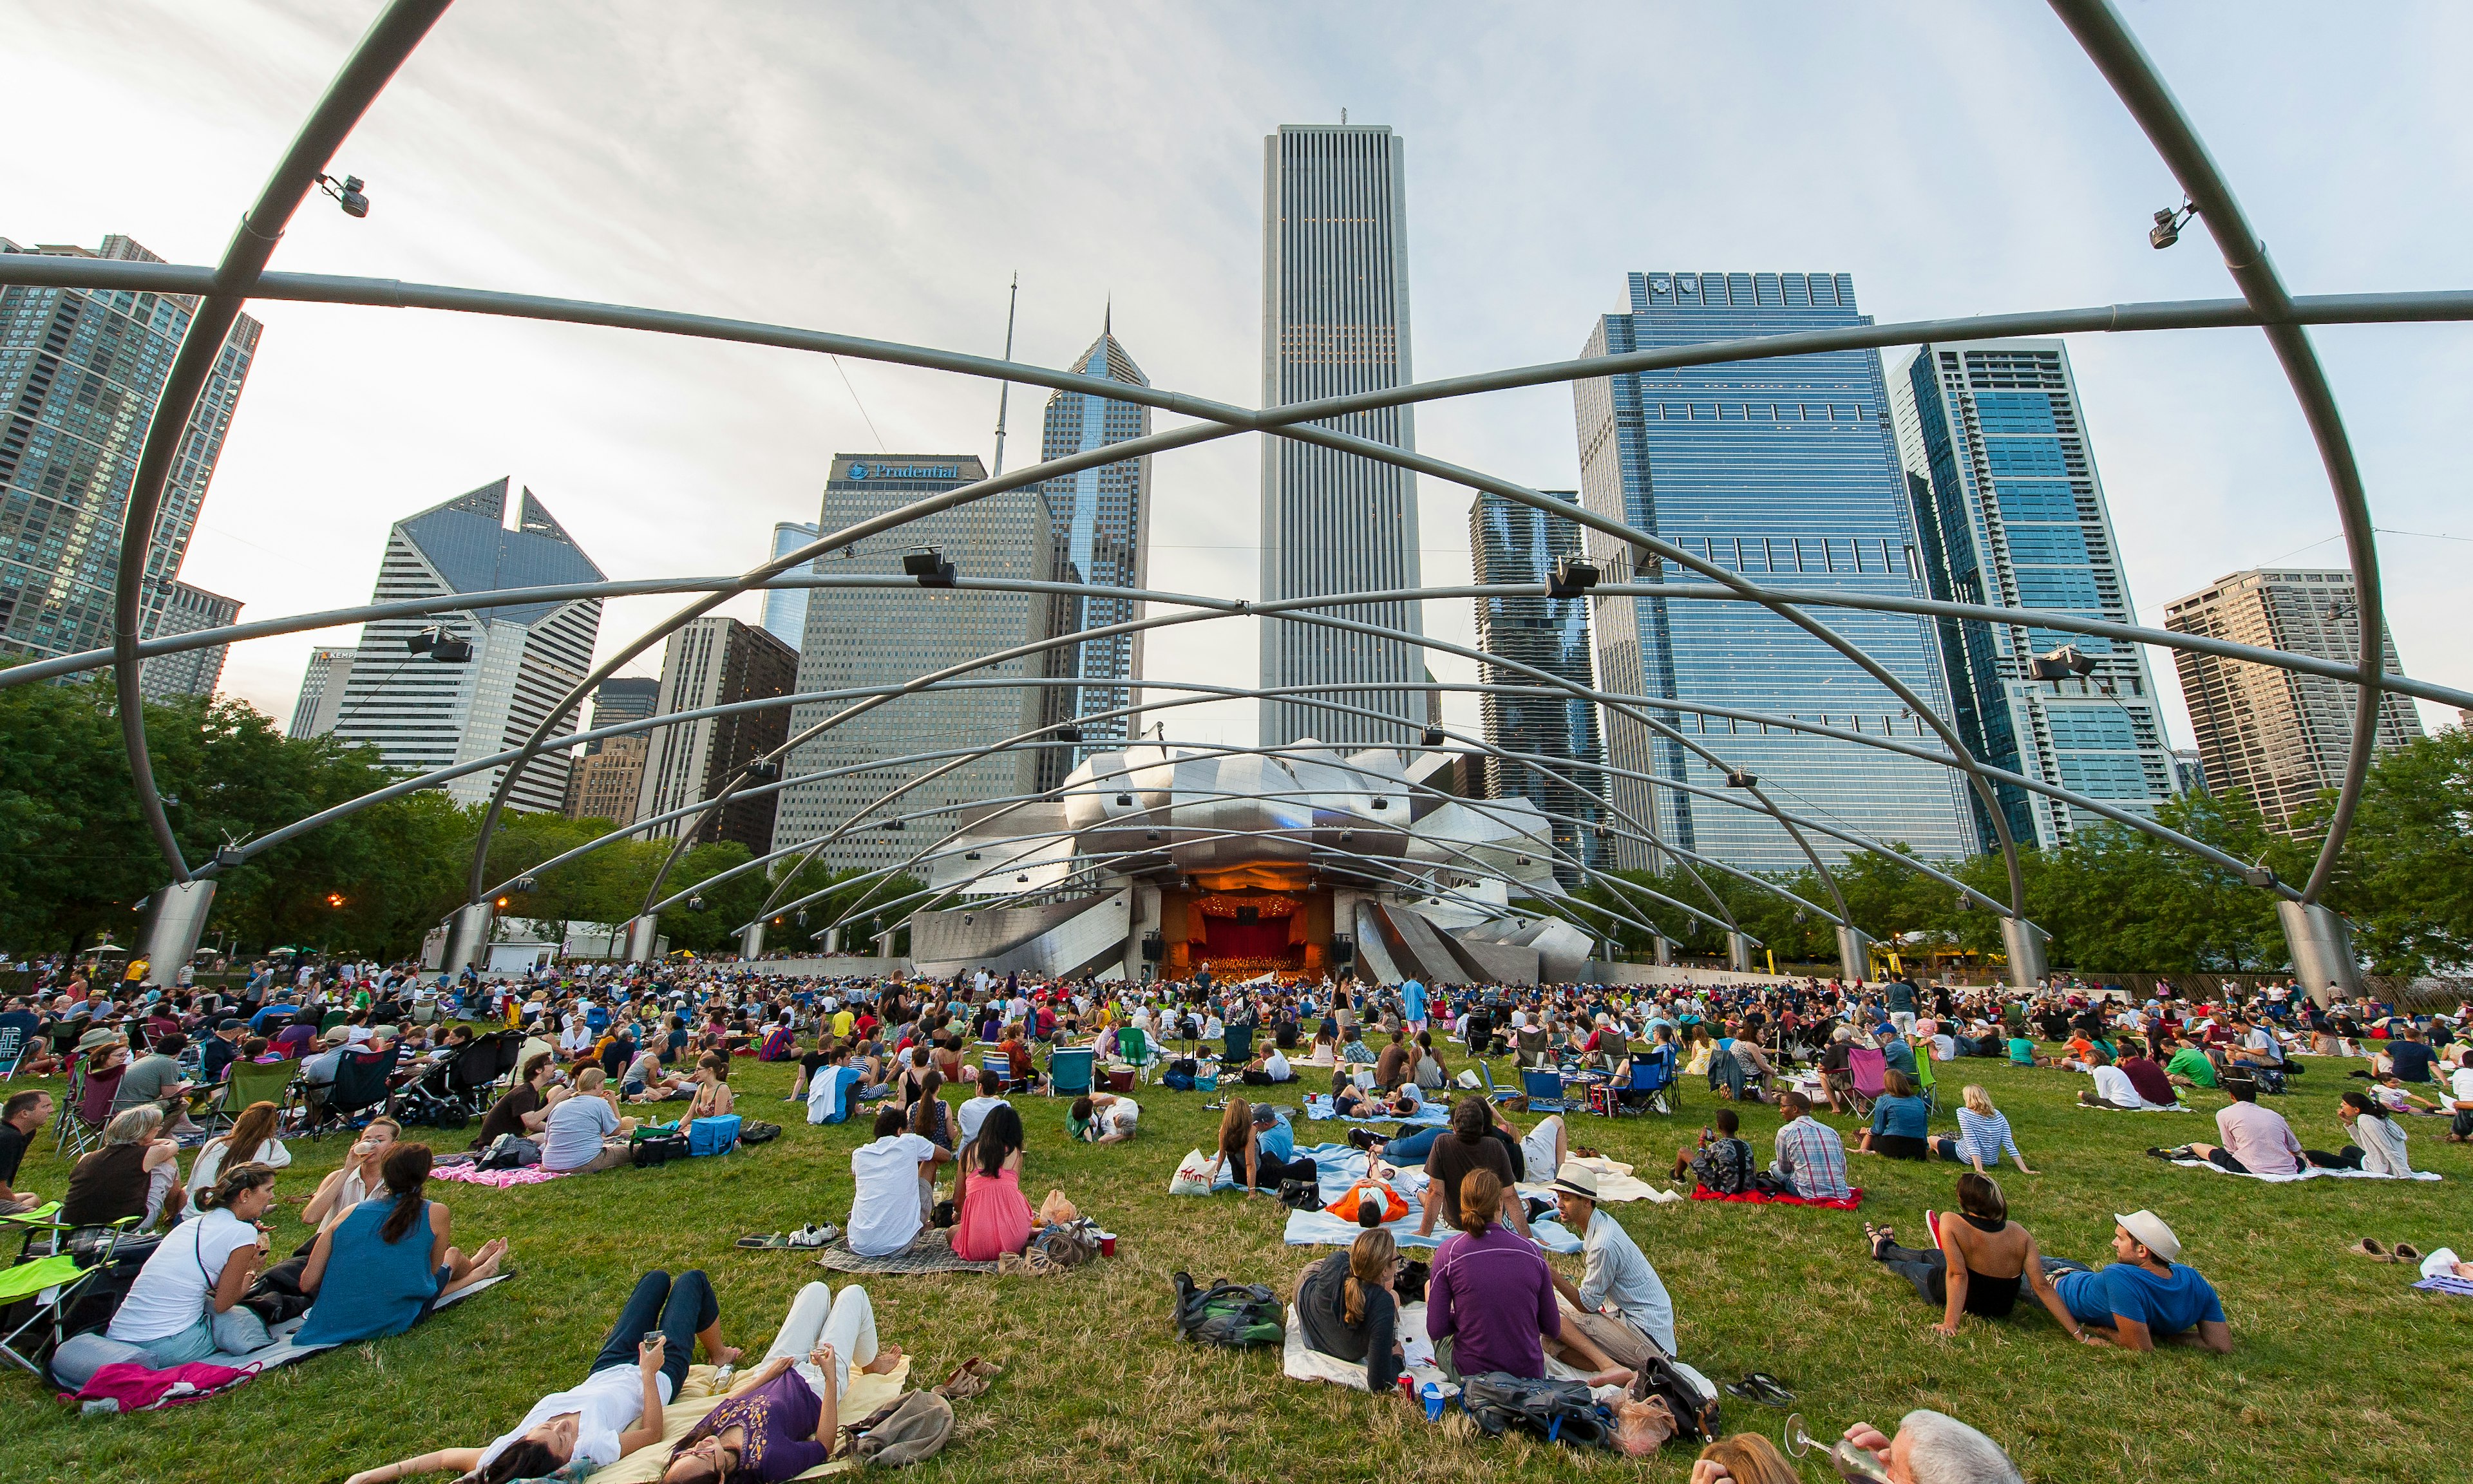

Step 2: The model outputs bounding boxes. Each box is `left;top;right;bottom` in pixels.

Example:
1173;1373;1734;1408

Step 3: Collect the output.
934;1356;1003;1401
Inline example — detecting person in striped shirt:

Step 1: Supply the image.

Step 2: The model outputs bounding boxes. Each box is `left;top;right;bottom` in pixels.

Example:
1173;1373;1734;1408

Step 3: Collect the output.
1930;1085;2036;1174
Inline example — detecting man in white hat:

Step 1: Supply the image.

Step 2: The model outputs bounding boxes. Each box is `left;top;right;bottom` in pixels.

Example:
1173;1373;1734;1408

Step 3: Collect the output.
1544;1161;1676;1366
2032;1210;2230;1353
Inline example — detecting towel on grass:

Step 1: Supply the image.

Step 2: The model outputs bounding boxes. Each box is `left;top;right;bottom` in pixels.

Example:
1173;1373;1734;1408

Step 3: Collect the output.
1281;1300;1453;1397
2414;1275;2473;1298
2078;1101;2199;1113
433;1163;574;1188
1281;1205;1585;1254
585;1356;912;1484
811;1233;998;1275
2167;1158;2441;1183
1518;1155;1677;1206
227;1273;513;1373
1303;1096;1450;1127
1687;1185;1865;1210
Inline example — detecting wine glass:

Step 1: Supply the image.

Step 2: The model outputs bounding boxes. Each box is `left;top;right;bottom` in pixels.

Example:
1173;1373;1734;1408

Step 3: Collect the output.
1781;1412;1896;1482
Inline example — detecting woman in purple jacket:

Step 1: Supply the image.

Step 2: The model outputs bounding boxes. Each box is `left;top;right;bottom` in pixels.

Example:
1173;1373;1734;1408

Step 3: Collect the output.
1425;1169;1629;1385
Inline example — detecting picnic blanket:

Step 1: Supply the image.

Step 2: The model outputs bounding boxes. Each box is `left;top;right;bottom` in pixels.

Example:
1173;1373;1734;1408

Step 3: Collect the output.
2167;1158;2441;1183
585;1355;913;1484
2414;1275;2473;1298
1517;1154;1678;1206
1303;1095;1450;1127
1199;1140;1378;1196
2078;1101;2198;1113
433;1163;574;1188
811;1233;999;1275
223;1273;514;1373
1280;1205;1585;1254
1688;1185;1865;1210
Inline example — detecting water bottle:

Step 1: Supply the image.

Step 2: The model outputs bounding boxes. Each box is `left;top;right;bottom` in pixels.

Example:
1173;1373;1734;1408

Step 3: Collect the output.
713;1362;737;1392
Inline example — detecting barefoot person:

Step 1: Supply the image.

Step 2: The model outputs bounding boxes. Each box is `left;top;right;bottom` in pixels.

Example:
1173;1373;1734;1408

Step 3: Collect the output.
342;1268;742;1484
1863;1173;2049;1336
658;1281;905;1483
293;1143;507;1349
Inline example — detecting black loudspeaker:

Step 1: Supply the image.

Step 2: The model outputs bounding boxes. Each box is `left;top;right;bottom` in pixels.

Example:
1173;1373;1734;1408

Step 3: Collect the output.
1331;934;1356;966
1141;933;1164;963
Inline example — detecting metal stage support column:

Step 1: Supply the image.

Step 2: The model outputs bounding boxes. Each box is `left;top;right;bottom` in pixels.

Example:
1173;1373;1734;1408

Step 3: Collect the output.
138;880;217;988
1999;917;2049;990
2277;901;2362;1005
1653;935;1674;967
623;914;660;964
739;922;766;961
823;926;841;954
1835;926;1872;984
441;901;494;975
1727;932;1756;973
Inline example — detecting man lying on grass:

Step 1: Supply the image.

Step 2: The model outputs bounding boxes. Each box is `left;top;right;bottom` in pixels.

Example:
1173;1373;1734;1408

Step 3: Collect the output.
2030;1209;2233;1354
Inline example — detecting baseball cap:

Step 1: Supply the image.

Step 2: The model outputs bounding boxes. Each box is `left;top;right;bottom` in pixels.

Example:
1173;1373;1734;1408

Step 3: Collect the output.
1549;1161;1601;1201
2114;1208;2181;1263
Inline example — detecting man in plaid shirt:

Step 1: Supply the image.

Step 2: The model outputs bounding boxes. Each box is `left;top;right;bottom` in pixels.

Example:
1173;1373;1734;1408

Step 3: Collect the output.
1770;1089;1851;1199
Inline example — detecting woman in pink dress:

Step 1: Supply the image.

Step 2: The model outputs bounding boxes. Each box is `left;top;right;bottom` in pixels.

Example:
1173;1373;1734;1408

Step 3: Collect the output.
952;1105;1034;1261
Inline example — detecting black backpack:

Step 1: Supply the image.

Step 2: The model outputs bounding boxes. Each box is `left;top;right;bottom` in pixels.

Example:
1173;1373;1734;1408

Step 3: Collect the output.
1171;1272;1282;1348
1459;1372;1610;1448
632;1132;690;1169
740;1121;782;1145
1627;1354;1721;1443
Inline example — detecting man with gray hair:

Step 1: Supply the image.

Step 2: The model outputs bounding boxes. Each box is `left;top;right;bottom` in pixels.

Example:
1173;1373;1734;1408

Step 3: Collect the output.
1841;1409;2023;1483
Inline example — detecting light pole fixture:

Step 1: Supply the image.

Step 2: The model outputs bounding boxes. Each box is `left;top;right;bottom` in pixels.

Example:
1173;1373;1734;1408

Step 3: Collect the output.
902;546;957;588
2148;200;2197;249
2029;644;2096;682
316;173;370;218
1725;768;1758;789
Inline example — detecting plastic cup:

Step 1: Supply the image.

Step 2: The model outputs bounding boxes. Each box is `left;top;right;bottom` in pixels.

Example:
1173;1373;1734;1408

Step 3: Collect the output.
1099;1235;1117;1257
1422;1382;1446;1421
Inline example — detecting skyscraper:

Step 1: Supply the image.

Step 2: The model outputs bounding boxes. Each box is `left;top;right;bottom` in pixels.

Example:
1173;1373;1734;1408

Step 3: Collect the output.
1469;489;1605;886
635;615;798;850
288;646;359;738
1259;124;1423;749
327;478;605;815
761;521;819;650
2163;567;2425;833
565;734;649;824
580;677;659;753
772;455;1042;873
0;236;259;692
1573;270;1973;872
1890;338;2174;849
1025;311;1152;793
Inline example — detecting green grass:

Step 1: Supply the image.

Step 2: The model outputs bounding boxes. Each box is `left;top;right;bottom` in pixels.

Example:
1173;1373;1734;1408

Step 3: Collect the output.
4;1046;2465;1484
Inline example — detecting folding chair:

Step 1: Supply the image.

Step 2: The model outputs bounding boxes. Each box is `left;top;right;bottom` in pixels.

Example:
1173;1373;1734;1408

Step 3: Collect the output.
51;1066;108;1160
1047;1047;1096;1099
1117;1026;1155;1084
214;1055;303;1136
0;1024;28;1080
1846;1047;1888;1118
1615;1047;1678;1116
1519;1067;1568;1113
1222;1024;1255;1067
1475;1060;1521;1104
1911;1046;1940;1115
306;1042;401;1138
0;1211;135;1378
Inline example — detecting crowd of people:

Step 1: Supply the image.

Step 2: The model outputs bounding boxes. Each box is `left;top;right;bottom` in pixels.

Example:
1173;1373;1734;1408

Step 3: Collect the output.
4;943;2468;1479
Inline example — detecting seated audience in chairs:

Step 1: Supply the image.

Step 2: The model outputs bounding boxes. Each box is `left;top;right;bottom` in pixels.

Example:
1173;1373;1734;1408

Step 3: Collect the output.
1069;1091;1140;1144
304;1117;403;1230
1427;1168;1627;1385
294;1142;507;1348
1768;1090;1852;1200
846;1107;953;1257
0;1089;55;1216
341;1268;744;1484
541;1067;634;1174
1864;1172;2050;1334
2029;1208;2231;1353
1209;1097;1317;1197
1933;1085;2035;1173
1857;1071;1931;1160
1672;1107;1758;1194
1414;1096;1533;1237
1818;1026;1859;1114
1831;1413;2025;1484
1296;1228;1405;1391
51;1161;278;1387
1546;1162;1676;1366
475;1055;564;1150
184;1099;292;1219
654;1280;905;1484
63;1105;185;1230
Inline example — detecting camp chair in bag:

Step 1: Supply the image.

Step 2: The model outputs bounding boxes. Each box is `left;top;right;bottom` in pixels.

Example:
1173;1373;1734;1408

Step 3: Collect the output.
1047;1047;1095;1099
1519;1067;1568;1113
1846;1046;1888;1117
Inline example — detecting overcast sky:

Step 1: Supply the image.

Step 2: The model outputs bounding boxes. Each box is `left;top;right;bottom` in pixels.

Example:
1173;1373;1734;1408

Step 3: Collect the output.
8;0;2467;753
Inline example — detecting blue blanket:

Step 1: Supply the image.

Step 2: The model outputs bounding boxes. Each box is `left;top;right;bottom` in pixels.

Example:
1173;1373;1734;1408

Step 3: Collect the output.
1303;1094;1450;1126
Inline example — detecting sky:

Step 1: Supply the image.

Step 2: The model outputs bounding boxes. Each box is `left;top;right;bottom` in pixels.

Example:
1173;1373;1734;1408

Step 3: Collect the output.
6;0;2468;755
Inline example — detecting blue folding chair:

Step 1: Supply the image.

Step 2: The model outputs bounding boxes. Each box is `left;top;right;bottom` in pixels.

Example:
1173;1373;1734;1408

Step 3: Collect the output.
1047;1047;1096;1098
1614;1047;1678;1116
1519;1067;1568;1113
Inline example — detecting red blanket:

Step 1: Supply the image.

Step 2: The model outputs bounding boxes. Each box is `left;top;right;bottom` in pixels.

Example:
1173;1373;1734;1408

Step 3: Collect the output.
1689;1185;1863;1210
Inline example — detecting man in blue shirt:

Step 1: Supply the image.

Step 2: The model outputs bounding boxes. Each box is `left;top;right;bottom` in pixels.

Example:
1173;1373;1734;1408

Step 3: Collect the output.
1400;979;1428;1035
1253;1104;1297;1165
2034;1209;2231;1353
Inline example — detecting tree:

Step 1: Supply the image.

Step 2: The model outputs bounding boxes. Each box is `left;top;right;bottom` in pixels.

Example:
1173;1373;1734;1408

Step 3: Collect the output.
2312;724;2473;974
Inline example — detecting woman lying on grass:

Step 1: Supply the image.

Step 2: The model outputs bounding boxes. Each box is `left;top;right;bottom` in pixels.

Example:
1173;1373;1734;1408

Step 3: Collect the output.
1863;1172;2063;1337
658;1281;905;1484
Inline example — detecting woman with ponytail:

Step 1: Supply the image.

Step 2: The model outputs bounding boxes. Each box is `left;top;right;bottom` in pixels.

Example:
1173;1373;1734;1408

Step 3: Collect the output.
1294;1227;1405;1389
86;1161;276;1371
294;1142;507;1348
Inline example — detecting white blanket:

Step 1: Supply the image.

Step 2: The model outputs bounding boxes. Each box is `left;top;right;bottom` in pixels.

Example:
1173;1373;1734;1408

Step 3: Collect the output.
2168;1158;2440;1183
1281;1206;1586;1254
230;1272;513;1371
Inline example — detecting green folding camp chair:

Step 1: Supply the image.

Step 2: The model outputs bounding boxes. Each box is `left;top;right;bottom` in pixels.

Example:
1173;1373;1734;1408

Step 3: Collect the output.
215;1055;303;1135
0;1252;93;1377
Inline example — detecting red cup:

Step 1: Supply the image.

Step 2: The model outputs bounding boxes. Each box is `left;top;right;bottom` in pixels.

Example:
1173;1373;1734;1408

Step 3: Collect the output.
1100;1235;1117;1257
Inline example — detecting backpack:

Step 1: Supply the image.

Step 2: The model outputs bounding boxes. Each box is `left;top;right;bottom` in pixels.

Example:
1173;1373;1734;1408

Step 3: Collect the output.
1171;1272;1282;1348
738;1120;782;1145
1161;1070;1195;1092
1459;1372;1610;1448
631;1132;690;1169
1276;1178;1322;1211
477;1133;541;1170
841;1389;954;1467
1626;1354;1722;1444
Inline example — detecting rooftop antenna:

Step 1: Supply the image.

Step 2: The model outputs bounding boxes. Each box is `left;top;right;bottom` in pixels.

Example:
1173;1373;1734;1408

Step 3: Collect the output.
1341;108;1347;124
991;271;1019;476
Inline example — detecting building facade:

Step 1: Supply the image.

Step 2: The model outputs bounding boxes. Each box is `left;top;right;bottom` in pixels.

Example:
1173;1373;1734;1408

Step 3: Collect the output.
1025;312;1152;793
1468;490;1606;885
565;733;649;823
580;676;659;753
1889;338;2174;850
327;478;605;815
2163;567;2425;833
2170;747;2208;797
761;521;819;651
1259;124;1425;749
772;455;1042;873
289;646;359;738
634;616;799;850
0;236;260;692
1573;270;1974;873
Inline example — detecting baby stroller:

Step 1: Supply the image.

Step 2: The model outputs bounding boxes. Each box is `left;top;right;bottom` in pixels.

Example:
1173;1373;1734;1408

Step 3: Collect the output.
395;1033;516;1129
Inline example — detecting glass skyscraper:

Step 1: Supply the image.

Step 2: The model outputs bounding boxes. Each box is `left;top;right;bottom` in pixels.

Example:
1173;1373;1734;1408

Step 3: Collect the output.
1025;312;1151;793
0;235;255;696
1259;124;1424;749
1573;270;1974;873
1890;339;2173;849
772;455;1043;872
1469;489;1606;886
761;521;820;651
